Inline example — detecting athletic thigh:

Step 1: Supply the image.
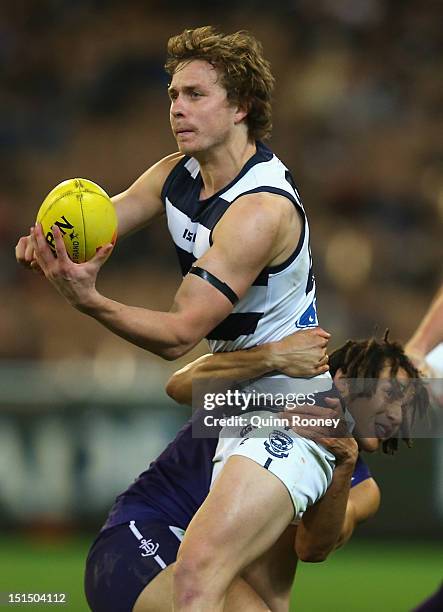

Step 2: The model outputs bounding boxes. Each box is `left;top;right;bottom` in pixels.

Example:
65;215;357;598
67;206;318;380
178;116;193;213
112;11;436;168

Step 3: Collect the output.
177;455;294;579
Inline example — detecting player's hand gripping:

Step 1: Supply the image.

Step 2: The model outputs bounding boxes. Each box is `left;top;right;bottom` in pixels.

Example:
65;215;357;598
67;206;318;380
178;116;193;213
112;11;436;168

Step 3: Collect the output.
15;232;43;275
268;327;330;378
283;398;358;465
30;223;113;312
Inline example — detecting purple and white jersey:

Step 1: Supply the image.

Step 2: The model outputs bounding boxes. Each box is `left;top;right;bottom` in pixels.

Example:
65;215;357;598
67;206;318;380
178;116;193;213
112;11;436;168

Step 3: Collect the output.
102;412;218;531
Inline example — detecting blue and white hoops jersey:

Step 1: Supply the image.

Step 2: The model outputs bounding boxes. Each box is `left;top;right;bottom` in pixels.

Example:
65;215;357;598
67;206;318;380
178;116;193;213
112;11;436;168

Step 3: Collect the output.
161;141;318;353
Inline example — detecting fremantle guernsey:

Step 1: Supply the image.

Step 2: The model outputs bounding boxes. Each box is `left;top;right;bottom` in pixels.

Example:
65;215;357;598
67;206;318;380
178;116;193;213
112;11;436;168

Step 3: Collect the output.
161;140;318;352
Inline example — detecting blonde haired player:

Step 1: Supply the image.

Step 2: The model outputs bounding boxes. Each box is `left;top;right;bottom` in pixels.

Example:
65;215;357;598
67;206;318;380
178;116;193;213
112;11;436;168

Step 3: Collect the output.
17;26;337;611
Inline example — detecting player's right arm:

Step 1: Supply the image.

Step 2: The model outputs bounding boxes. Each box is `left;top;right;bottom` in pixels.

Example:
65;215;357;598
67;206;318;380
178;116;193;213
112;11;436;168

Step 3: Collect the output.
295;435;358;562
15;152;183;269
165;328;331;405
111;152;183;237
334;477;381;549
295;469;380;562
405;284;443;366
288;401;381;561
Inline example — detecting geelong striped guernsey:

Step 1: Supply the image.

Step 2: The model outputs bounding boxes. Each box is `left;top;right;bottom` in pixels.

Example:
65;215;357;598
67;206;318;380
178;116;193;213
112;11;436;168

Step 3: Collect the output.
161;141;318;353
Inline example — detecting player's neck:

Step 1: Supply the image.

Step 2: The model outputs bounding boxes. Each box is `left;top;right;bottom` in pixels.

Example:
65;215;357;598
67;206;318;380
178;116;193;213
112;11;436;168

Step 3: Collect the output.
198;137;256;200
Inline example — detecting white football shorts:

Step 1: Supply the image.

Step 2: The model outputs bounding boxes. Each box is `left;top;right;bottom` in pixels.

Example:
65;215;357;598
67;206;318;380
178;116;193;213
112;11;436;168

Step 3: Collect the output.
210;411;336;522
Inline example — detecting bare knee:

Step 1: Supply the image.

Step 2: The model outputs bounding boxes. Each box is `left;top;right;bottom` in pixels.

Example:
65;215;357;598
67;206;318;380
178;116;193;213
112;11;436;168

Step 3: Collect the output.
173;543;224;606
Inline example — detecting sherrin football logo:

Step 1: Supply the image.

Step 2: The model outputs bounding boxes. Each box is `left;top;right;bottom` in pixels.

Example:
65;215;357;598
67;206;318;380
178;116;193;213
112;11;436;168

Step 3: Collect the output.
44;216;78;257
264;430;293;458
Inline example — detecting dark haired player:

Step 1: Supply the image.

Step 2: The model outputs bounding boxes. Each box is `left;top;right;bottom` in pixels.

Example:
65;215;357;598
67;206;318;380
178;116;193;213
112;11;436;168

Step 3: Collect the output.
85;331;428;611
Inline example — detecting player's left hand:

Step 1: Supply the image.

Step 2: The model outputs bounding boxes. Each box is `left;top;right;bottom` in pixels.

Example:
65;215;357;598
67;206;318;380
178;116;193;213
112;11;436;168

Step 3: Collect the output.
269;327;330;378
316;433;358;466
280;398;358;465
31;223;113;312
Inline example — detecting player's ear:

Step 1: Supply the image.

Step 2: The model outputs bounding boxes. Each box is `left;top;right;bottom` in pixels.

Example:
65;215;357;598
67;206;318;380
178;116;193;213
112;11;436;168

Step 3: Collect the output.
233;99;249;124
333;369;350;399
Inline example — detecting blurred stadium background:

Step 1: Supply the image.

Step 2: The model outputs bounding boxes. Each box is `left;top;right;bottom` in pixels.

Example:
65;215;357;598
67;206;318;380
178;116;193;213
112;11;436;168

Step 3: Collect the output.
1;1;442;610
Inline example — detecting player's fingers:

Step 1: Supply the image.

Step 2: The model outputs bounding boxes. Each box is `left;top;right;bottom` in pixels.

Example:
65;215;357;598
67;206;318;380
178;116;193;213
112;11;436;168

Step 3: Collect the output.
317;437;358;459
89;243;114;267
34;224;59;265
30;226;49;268
314;338;329;350
324;397;341;411
316;327;331;339
316;438;341;451
15;236;31;264
286;422;331;440
318;354;329;366
24;237;35;262
52;225;71;264
30;260;44;276
15;241;25;264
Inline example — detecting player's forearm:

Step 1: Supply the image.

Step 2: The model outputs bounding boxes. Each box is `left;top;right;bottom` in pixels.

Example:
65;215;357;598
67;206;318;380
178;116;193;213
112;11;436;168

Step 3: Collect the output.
406;286;443;356
333;500;357;550
334;478;380;550
79;292;199;360
166;344;276;405
295;459;355;563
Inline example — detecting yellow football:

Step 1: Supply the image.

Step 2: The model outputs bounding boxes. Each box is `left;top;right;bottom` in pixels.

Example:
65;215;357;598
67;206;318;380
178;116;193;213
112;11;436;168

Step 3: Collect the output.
36;178;118;263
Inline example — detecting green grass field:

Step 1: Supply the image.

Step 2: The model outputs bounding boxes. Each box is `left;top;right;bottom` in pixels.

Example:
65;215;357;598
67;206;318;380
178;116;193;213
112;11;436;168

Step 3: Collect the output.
1;535;441;610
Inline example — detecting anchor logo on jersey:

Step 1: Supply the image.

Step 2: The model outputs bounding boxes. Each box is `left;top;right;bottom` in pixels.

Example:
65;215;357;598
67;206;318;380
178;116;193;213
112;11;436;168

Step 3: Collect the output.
139;539;159;557
264;430;293;458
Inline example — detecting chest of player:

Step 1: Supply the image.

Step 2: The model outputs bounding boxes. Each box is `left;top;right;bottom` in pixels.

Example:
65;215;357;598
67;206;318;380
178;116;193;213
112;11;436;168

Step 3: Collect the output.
165;194;231;271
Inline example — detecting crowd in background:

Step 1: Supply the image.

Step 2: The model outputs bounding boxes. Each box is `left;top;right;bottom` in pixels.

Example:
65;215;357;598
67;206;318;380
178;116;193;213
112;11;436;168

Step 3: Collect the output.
1;0;442;365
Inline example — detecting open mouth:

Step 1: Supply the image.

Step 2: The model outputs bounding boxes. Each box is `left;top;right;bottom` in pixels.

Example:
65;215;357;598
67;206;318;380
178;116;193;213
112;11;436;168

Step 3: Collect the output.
375;423;392;439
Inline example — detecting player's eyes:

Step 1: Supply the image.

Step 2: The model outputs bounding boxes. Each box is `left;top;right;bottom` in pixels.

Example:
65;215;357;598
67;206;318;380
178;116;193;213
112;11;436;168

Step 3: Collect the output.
385;387;403;402
381;384;393;398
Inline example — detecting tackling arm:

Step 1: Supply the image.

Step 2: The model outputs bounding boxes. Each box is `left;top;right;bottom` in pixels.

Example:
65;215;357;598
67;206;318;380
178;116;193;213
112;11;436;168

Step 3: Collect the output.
405;284;443;362
295;452;356;563
295;473;380;562
334;478;381;549
166;328;330;404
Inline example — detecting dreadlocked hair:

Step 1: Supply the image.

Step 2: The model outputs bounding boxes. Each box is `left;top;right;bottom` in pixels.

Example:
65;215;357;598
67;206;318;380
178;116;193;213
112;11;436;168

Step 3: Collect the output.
329;330;429;454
